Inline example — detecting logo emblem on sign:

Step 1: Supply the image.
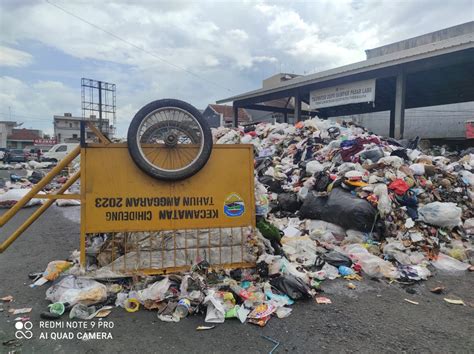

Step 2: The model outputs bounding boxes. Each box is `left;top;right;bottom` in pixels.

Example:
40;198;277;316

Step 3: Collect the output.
224;193;245;217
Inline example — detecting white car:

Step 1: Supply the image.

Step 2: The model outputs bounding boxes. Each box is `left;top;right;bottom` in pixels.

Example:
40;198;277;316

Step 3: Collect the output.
42;143;79;162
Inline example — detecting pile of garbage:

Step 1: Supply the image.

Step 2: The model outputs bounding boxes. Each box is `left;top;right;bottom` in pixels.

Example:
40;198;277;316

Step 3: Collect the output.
27;118;472;326
0;163;80;208
214;119;473;279
0;159;55;171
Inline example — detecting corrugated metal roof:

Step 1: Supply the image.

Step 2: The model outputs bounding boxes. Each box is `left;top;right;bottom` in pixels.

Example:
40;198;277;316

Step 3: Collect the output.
217;33;474;104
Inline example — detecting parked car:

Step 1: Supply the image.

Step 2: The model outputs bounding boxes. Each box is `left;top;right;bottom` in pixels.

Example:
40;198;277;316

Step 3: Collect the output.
4;149;28;163
42;143;78;162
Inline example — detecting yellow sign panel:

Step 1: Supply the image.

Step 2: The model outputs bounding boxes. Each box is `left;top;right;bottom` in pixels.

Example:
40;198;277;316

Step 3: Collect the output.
82;144;255;233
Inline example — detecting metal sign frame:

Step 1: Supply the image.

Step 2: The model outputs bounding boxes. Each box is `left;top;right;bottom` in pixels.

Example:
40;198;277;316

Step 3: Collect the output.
79;129;256;273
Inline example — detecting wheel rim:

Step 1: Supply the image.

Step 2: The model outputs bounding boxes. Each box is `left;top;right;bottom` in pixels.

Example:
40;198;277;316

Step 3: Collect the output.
136;107;205;173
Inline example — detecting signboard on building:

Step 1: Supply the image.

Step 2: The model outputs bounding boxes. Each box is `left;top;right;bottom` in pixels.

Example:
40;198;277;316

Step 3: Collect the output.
310;79;376;109
34;139;56;146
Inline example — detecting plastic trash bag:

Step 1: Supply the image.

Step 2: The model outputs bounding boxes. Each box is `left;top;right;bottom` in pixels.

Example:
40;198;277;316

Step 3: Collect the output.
320;263;339;280
323;250;352;268
373;184;391;217
258;175;283;193
300;188;377;232
255;182;270;216
418;202;462;229
46;275;107;305
409;163;426;175
343;244;399;279
0;189;45;208
43;260;73;281
431;253;470;272
277;193;301;213
269;275;311;300
276;307;292;319
56;198;81;207
307;220;346;238
360;147;384;162
69;304;96;320
306;160;324;175
204;291;226;323
137;277;171;303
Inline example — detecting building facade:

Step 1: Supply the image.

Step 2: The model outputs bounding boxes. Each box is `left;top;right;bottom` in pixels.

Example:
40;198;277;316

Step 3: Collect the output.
0;121;18;148
54;113;114;143
7;128;43;149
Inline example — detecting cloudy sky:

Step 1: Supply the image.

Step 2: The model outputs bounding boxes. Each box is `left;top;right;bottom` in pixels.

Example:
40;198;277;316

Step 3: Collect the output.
0;0;472;136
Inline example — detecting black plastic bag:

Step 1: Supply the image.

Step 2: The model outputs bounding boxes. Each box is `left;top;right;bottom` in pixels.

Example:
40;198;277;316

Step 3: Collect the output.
29;170;46;184
270;275;311;300
259;175;284;193
299;188;377;232
313;171;331;192
323;251;352;268
277;193;301;213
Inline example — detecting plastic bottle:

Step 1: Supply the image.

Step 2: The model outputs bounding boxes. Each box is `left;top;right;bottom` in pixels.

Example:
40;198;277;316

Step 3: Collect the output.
174;299;191;319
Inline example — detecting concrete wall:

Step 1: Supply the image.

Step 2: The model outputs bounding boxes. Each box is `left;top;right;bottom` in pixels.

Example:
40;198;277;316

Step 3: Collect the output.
331;101;473;139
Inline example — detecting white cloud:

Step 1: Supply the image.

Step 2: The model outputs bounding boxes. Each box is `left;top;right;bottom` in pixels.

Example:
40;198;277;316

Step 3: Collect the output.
0;0;472;137
0;76;78;135
0;46;33;67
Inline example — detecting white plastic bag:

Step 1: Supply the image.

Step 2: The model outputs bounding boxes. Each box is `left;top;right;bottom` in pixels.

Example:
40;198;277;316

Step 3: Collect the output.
373;184;391;217
306;160;323;175
0;189;45;208
431;253;470;272
137;277;171;303
204;291;226;323
418;202;462;229
343;244;399;279
46;275;107;305
409;163;426;175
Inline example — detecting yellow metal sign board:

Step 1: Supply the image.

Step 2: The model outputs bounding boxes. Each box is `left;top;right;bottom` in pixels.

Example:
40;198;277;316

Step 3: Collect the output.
82;144;255;233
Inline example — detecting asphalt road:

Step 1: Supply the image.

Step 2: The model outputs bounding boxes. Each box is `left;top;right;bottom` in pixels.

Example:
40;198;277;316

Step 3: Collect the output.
1;206;473;353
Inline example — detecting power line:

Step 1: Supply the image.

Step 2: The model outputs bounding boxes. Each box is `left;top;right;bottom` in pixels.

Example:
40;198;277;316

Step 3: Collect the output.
46;0;234;93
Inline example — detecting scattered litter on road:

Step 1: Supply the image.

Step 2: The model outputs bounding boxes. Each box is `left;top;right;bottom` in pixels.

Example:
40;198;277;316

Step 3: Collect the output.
261;335;280;354
9;307;32;315
1;295;13;302
124;298;140;313
315;296;332;304
196;325;215;331
430;286;445;294
444;298;465;305
404;299;419;305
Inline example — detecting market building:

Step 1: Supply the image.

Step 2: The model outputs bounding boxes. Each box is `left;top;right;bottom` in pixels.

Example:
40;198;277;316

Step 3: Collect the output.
218;21;474;140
